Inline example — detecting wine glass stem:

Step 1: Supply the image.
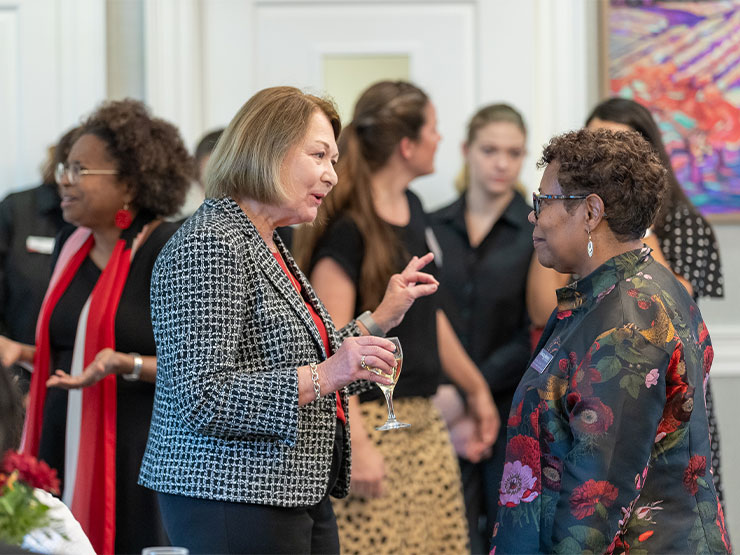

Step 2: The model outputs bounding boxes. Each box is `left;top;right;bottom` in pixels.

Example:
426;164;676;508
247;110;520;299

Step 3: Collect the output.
383;389;398;422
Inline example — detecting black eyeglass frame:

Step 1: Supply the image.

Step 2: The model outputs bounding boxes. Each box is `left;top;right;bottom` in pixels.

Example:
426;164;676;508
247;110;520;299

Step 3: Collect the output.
532;192;589;219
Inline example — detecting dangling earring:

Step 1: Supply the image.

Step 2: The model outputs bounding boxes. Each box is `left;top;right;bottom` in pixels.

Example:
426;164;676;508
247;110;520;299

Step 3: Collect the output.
115;202;133;230
587;230;594;258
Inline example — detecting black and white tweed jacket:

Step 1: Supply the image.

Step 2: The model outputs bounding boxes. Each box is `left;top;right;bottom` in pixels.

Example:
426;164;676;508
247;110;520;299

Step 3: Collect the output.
139;197;364;506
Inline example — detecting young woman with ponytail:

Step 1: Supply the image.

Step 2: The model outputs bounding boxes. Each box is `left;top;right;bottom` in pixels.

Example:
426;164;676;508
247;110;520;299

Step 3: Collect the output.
294;80;497;554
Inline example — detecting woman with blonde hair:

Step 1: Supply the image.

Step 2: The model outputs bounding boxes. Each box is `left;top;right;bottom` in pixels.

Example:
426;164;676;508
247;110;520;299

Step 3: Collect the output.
139;86;439;554
294;80;497;554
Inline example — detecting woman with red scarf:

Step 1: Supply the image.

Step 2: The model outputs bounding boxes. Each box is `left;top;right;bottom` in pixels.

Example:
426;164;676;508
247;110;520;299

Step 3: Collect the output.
0;98;193;554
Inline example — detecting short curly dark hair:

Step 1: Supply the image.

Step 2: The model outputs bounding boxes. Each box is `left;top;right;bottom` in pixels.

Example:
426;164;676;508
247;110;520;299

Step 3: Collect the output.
79;98;194;218
538;128;667;241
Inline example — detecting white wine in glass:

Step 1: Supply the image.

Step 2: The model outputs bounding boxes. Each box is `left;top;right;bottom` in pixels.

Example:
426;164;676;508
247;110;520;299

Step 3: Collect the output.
375;337;410;431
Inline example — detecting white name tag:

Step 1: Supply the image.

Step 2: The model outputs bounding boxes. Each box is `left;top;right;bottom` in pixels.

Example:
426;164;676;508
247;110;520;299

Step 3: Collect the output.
26;235;55;255
530;349;554;374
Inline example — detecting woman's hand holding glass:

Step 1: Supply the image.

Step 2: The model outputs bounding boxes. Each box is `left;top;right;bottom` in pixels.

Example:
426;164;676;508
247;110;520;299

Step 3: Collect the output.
319;335;397;392
371;253;438;333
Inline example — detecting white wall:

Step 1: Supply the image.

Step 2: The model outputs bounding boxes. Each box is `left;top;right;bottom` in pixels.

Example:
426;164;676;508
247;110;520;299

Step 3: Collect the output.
0;0;106;194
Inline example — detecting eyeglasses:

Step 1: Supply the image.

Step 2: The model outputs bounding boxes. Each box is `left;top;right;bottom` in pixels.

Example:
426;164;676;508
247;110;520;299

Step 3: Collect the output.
532;192;589;219
55;162;118;185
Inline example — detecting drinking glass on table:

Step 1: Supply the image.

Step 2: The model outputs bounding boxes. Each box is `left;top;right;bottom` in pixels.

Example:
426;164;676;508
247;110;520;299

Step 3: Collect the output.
374;337;409;431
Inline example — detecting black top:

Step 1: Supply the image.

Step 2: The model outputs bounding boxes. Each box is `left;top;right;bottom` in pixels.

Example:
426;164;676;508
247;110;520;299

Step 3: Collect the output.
430;192;534;402
658;200;723;300
37;221;178;554
312;190;442;401
0;184;66;344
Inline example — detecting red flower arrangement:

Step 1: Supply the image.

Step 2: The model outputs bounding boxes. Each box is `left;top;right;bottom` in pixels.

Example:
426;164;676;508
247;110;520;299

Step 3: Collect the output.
0;450;61;545
570;479;618;520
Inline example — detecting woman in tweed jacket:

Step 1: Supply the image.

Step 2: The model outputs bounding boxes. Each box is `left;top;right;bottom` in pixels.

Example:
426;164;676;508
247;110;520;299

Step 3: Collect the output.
139;86;439;554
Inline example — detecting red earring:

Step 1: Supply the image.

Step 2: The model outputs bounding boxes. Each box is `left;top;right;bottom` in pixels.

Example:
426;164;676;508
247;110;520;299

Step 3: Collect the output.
115;203;133;230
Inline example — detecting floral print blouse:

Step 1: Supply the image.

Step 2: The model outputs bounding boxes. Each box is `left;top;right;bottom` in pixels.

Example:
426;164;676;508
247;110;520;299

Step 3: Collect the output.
490;247;731;554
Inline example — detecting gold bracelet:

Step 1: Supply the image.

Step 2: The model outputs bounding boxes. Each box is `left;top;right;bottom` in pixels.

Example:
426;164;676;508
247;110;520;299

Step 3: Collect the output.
309;362;321;401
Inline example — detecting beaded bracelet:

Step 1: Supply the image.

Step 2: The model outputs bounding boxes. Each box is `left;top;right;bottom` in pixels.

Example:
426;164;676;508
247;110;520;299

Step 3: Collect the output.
309;362;321;401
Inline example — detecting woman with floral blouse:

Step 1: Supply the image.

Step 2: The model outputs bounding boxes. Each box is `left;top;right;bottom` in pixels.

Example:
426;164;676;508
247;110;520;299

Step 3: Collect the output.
490;128;731;554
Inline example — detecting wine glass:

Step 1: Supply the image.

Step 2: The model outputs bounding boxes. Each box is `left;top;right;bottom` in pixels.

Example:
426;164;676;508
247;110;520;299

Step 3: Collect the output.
375;337;410;431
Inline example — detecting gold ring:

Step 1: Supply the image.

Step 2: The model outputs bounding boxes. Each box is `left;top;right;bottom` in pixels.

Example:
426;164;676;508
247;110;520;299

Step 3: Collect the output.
360;355;368;370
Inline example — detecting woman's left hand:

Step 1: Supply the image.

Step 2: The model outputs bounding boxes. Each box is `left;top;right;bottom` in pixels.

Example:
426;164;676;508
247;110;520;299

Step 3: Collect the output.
46;348;125;389
466;388;500;450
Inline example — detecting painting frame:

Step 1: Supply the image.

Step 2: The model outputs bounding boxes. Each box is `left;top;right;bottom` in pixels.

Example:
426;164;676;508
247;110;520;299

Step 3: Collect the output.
600;0;740;223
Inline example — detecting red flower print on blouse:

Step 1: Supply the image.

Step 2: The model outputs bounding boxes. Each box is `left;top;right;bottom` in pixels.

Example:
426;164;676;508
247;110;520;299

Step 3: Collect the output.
605;534;629;555
556;310;573;320
638;530;654;543
570;479;619;520
716;498;732;552
508;399;523;427
703;346;714;376
682;455;706;495
657;343;691;437
572;366;601;396
638;300;651;310
570;397;614;435
698;321;709;344
529;409;539;435
627;288;639;297
566;392;581;411
507;435;540;478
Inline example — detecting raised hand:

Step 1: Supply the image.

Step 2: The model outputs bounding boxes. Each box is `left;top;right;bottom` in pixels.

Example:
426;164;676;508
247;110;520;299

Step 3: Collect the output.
373;252;439;332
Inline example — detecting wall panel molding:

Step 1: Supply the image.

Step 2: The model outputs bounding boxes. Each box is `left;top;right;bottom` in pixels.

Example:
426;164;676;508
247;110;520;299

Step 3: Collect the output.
144;0;203;149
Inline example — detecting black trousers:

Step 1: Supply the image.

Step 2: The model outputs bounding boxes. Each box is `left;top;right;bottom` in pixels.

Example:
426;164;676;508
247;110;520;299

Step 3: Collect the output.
158;423;344;554
461;395;512;555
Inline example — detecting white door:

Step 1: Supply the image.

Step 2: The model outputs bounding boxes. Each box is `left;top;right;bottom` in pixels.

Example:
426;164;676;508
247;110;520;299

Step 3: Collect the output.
202;0;475;210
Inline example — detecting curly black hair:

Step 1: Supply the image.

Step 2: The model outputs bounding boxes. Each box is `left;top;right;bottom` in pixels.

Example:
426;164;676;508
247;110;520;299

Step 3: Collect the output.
79;98;194;217
538;128;667;241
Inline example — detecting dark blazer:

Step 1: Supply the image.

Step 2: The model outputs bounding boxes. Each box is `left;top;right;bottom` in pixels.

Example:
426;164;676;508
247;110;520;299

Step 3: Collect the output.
139;197;364;507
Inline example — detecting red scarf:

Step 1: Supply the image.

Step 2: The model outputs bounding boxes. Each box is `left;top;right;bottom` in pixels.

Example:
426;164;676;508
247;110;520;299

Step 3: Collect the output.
22;220;155;555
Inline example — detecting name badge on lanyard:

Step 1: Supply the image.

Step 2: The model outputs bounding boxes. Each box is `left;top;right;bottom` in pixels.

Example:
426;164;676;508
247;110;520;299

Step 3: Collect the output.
530;349;554;374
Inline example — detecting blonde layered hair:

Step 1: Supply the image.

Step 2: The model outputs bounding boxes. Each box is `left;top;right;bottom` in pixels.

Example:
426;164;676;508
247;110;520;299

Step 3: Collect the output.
206;86;341;203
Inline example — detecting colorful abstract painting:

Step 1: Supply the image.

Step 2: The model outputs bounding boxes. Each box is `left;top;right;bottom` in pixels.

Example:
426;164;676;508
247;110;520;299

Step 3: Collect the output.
608;0;740;219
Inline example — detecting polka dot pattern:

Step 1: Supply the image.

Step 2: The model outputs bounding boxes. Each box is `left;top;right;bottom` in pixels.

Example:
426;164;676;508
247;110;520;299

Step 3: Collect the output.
659;203;724;299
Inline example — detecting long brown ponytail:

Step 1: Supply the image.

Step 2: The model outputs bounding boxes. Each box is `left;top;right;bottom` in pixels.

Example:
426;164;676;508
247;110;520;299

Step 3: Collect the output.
294;81;429;310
